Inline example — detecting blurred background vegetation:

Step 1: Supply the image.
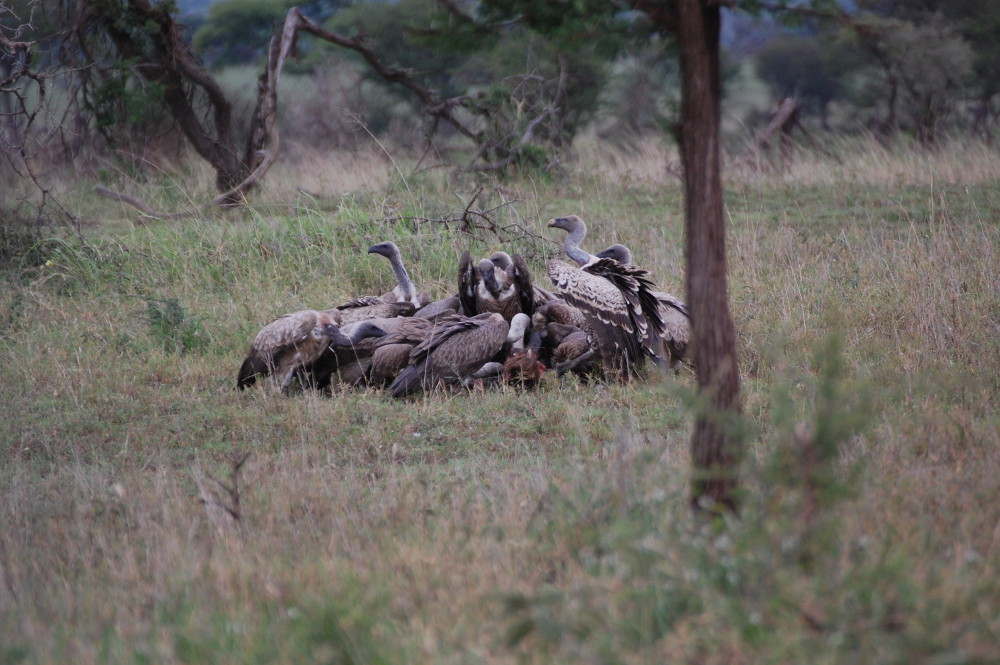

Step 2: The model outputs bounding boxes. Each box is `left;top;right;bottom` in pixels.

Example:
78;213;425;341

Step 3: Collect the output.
3;0;998;222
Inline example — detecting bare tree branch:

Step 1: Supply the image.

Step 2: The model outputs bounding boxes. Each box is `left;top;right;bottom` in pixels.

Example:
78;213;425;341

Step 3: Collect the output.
94;185;193;219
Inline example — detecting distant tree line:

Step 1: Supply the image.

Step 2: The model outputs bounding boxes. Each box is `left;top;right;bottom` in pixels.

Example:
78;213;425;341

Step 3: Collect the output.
4;0;997;202
754;0;998;143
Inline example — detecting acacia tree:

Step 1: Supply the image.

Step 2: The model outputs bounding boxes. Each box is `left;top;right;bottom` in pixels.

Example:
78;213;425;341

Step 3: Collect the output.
627;0;742;512
676;0;741;512
489;0;745;511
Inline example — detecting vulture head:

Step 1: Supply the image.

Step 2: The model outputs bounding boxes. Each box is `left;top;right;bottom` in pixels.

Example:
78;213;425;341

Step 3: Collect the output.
316;312;342;342
337;320;389;345
367;241;400;260
547;215;594;267
368;240;418;305
478;258;505;299
596;244;633;266
488;251;513;272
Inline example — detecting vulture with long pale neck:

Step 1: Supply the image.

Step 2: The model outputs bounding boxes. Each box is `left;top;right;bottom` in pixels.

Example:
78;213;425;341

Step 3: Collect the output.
368;241;431;307
329;241;425;325
546;215;666;377
596;242;692;369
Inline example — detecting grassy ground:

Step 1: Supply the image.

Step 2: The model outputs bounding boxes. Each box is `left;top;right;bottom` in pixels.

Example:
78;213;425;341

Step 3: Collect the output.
2;136;999;664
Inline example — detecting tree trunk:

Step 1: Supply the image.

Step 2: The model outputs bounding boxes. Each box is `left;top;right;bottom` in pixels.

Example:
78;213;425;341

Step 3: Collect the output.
676;0;742;513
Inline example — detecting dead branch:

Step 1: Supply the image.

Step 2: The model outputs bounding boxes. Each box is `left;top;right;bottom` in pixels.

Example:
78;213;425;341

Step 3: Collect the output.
740;98;839;172
94;186;195;219
193;452;250;539
391;187;552;243
223;7;302;205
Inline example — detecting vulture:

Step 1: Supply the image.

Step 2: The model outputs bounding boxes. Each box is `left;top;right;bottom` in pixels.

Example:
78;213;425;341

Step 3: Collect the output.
413;294;461;320
458;250;537;321
532;298;590;333
368;241;430;308
389;313;510;398
366;317;444;387
546;215;666;377
309;321;390;390
596;243;692;369
329;241;425;325
488;251;557;310
332;296;415;326
547;322;596;377
238;309;347;393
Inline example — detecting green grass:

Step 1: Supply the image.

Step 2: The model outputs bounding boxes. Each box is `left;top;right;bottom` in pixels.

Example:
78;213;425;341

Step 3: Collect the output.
2;138;1000;664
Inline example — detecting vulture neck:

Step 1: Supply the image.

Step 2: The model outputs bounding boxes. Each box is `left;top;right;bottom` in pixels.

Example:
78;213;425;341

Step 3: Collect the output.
388;249;417;303
507;314;529;350
562;223;594;267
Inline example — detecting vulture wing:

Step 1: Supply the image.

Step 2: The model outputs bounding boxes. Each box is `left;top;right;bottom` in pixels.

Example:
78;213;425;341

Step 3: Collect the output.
390;313;508;397
237;310;320;389
547;259;665;375
511;253;537;319
653;291;691;367
457;250;480;316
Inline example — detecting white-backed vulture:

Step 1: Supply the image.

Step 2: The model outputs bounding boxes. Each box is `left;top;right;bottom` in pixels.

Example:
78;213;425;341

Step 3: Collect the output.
368;241;431;307
327;241;425;325
309;321;390;390
237;309;347;393
457;250;537;322
488;251;558;310
546;215;666;377
389;313;510;398
596;243;691;369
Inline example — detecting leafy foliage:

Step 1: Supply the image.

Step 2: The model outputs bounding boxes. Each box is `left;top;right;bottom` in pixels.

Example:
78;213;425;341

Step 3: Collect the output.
755;35;839;116
190;0;347;67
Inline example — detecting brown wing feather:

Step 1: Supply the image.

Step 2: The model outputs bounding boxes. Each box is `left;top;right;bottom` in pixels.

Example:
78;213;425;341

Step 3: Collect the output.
511;253;537;319
457;250;479;316
389;313;508;397
654;291;691;367
547;260;642;373
547;259;665;375
369;343;417;386
586;258;666;353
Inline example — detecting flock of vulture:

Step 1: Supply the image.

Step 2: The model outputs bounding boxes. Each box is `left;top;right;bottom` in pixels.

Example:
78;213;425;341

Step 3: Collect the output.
236;215;692;398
